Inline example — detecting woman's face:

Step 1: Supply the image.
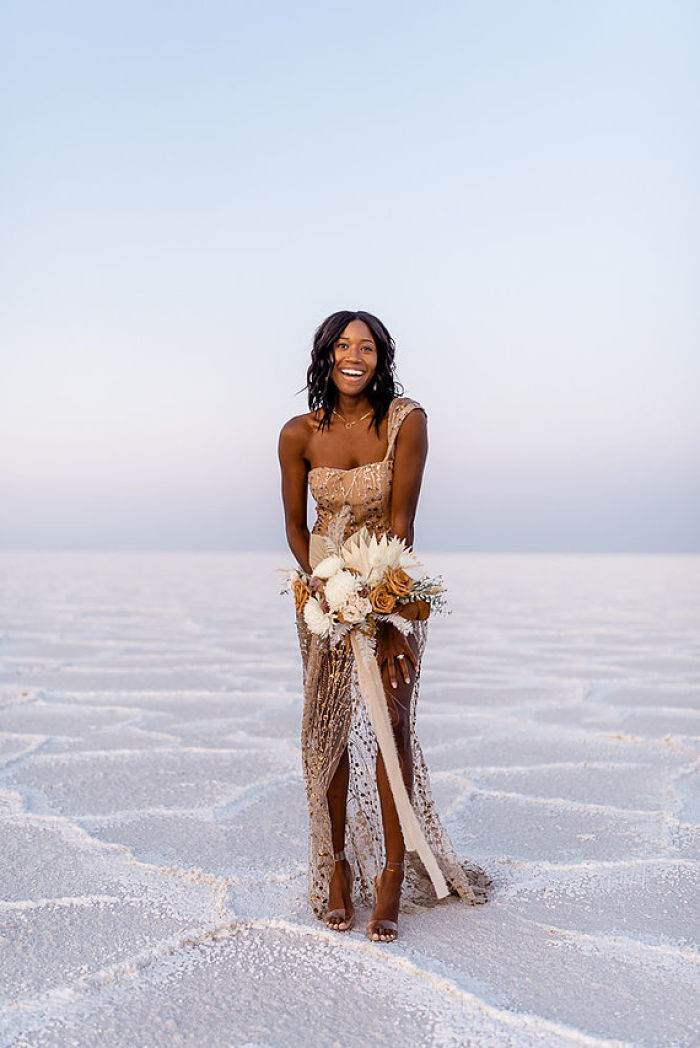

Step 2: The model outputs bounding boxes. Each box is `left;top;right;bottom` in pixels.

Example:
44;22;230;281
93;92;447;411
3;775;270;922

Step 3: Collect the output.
330;319;378;398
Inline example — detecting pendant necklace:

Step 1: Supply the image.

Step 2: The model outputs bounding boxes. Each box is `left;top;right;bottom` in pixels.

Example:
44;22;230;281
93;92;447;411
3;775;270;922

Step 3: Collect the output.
333;407;373;430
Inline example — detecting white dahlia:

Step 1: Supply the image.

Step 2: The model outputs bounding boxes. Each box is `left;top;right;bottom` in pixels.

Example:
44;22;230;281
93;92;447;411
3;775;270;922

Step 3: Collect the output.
303;595;333;638
324;569;359;612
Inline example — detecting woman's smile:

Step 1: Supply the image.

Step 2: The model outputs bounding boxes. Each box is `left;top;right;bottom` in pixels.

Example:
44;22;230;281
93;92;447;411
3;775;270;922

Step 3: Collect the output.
331;318;378;395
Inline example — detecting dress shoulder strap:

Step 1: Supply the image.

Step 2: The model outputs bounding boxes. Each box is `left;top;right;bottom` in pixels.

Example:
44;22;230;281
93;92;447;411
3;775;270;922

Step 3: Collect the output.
383;397;427;461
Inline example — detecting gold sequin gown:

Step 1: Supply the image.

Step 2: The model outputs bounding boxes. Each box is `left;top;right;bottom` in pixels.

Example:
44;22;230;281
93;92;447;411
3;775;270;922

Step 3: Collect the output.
296;396;491;919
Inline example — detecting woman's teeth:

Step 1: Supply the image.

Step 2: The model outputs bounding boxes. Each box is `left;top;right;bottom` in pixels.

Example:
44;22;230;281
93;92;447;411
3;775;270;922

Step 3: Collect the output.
340;369;364;377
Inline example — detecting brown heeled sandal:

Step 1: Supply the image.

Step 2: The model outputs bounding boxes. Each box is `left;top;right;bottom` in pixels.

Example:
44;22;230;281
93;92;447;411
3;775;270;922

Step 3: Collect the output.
324;849;355;932
366;859;404;942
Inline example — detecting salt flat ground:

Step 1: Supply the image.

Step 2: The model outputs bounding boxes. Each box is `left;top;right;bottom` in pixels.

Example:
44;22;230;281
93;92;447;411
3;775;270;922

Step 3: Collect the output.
0;552;698;1048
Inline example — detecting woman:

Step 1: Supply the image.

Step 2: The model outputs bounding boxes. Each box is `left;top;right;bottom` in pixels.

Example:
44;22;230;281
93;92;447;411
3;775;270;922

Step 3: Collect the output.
278;309;490;942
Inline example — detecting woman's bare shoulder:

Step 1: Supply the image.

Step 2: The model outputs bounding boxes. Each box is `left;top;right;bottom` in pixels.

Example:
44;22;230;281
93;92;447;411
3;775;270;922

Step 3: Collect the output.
278;410;320;456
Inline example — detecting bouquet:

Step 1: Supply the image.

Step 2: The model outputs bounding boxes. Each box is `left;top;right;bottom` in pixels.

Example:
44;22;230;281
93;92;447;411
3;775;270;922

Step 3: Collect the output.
284;525;448;648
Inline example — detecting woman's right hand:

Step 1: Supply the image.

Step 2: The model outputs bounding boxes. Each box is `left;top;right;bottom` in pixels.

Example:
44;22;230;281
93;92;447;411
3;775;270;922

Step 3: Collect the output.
376;621;418;689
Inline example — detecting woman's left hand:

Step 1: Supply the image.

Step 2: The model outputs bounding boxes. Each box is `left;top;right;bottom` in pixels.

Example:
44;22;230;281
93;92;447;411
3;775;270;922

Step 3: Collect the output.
376;622;418;689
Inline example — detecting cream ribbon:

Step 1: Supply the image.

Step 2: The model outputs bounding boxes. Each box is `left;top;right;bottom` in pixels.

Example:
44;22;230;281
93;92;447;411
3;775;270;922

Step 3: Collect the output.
349;630;450;900
308;529;449;900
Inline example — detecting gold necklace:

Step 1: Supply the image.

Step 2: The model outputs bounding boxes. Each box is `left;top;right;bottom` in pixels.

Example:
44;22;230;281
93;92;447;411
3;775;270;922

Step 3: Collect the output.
332;407;373;430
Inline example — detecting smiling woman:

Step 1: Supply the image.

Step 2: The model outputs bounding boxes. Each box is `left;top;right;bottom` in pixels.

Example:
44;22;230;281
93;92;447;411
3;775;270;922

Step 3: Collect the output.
278;309;491;943
303;310;399;444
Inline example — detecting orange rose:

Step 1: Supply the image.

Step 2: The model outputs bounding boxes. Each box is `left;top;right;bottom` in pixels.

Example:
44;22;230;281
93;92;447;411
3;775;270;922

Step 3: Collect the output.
293;576;312;615
396;599;431;621
385;567;413;598
369;584;396;614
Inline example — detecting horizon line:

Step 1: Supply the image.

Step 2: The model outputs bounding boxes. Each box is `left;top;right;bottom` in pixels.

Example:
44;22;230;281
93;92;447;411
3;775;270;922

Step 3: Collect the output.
1;547;698;557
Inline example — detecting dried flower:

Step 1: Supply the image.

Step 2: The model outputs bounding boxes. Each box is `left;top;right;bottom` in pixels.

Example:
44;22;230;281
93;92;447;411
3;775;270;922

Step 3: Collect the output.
313;554;344;580
385;566;413;598
324;570;360;612
369;584;396;614
338;595;372;624
303;595;333;637
293;576;312;615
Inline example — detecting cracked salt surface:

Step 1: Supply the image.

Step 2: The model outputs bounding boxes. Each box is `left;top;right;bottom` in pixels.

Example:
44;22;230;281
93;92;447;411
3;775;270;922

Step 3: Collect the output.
1;551;698;1047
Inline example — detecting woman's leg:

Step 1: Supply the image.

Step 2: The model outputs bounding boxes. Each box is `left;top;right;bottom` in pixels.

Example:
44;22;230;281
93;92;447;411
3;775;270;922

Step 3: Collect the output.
369;633;418;940
375;656;415;861
326;746;349;853
324;747;353;928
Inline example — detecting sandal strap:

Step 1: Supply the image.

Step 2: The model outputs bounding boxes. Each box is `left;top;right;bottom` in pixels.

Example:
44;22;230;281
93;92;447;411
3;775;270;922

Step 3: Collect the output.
333;849;346;862
385;859;404;871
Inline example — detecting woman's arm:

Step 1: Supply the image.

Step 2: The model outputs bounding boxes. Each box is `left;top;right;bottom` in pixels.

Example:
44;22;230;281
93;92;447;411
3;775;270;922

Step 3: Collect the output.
278;417;313;575
378;406;429;687
389;407;428;546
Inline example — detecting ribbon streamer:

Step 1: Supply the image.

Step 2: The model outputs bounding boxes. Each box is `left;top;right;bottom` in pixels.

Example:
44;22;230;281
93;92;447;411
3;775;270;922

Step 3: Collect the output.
349;630;450;900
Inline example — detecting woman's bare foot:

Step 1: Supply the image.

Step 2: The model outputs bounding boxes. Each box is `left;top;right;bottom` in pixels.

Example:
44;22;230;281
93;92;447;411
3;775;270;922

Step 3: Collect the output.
366;861;404;942
324;853;354;931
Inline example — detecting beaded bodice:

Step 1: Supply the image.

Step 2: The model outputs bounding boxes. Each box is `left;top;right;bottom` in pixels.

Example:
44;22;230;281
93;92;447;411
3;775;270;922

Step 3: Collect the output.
308;397;425;543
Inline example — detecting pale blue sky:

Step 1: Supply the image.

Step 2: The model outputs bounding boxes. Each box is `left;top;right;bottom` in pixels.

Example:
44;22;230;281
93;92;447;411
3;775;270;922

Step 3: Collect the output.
1;0;698;551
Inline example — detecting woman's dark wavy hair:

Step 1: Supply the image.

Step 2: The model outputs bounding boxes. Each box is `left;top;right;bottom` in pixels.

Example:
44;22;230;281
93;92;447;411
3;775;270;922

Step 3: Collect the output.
302;310;404;434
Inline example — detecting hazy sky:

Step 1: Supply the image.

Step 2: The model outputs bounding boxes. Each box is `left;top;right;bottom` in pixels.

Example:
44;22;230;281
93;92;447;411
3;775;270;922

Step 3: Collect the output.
1;0;698;551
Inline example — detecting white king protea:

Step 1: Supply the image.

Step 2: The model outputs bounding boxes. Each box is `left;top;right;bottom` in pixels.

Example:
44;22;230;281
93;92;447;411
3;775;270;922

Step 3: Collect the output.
341;527;423;586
